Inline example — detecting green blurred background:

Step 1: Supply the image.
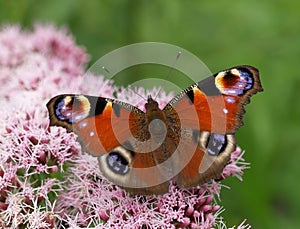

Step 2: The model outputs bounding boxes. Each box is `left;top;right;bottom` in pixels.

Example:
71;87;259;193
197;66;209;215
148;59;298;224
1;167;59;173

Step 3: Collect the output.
1;0;299;228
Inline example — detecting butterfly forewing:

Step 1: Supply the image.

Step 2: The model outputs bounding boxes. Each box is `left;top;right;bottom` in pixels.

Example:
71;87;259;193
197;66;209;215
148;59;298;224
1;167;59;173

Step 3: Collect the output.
166;65;263;134
47;95;146;156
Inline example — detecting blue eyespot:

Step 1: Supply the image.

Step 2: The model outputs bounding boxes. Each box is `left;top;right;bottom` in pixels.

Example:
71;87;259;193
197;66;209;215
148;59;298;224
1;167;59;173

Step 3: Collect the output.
107;152;129;175
55;100;73;123
207;134;226;156
240;70;253;91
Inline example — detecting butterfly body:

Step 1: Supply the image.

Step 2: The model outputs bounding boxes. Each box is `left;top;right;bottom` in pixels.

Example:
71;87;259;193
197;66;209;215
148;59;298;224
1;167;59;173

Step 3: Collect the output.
47;65;263;195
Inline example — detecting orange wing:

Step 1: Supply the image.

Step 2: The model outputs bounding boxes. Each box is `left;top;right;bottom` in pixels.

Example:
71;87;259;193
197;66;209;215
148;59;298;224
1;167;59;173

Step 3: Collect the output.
166;65;263;134
47;94;145;156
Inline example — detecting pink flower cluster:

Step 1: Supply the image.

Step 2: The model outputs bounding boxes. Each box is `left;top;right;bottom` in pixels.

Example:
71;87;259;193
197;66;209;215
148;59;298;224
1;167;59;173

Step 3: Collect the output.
0;24;250;228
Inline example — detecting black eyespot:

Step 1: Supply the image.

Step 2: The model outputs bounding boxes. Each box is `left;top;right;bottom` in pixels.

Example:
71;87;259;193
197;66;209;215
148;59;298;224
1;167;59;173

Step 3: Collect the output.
206;133;227;156
107;152;129;175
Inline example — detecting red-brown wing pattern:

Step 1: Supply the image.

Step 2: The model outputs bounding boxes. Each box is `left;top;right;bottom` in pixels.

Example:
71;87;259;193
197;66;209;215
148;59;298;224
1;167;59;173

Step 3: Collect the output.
166;66;263;134
47;94;145;156
174;130;236;188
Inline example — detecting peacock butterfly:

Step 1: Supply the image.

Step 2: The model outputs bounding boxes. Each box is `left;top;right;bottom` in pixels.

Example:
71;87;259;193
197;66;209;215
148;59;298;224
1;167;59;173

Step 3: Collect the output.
46;65;263;195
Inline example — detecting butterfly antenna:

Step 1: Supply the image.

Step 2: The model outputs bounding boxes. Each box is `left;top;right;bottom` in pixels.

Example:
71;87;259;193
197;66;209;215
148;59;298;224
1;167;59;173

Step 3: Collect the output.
154;51;182;100
102;66;147;101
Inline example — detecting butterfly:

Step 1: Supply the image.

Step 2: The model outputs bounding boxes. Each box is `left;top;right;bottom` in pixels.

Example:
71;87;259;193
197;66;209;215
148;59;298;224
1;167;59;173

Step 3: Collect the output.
47;65;263;195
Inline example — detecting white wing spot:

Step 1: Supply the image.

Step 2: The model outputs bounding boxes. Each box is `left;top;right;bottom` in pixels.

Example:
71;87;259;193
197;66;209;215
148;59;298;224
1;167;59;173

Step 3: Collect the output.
225;96;236;103
79;121;88;129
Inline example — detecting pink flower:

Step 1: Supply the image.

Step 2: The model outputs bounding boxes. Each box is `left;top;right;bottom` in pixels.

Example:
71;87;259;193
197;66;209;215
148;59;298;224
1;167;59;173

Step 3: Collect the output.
0;24;251;228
